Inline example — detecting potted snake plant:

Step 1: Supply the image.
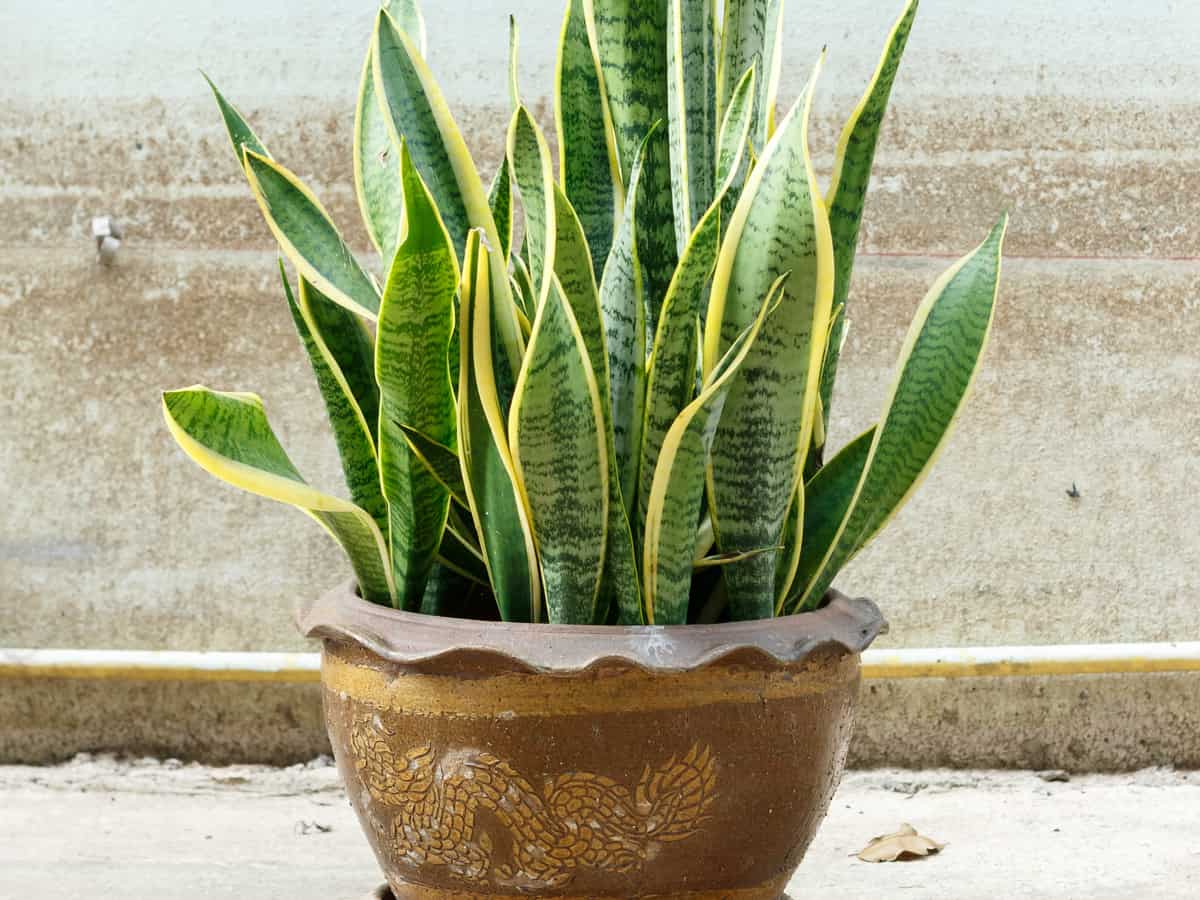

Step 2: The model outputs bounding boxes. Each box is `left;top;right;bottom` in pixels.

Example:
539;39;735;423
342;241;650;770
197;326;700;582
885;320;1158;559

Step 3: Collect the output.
163;0;1004;895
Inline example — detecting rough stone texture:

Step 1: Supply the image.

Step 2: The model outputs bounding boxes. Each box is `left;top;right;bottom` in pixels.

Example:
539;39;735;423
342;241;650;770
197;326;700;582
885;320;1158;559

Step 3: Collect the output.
3;1;1200;761
3;759;1199;899
4;672;1198;772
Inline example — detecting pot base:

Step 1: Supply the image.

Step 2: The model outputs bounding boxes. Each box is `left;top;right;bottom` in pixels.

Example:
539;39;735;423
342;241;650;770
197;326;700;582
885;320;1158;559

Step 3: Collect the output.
369;878;794;899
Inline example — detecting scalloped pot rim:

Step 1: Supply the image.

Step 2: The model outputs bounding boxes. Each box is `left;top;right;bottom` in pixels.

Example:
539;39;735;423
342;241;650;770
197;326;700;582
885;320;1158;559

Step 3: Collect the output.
298;580;886;675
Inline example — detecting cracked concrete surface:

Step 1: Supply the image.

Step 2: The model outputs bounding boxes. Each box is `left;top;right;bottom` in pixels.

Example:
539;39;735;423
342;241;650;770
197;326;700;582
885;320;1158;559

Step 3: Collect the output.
2;758;1198;899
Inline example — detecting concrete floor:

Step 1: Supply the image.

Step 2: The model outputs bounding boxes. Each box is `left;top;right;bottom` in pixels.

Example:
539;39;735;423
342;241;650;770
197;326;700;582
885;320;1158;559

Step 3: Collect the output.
2;758;1198;899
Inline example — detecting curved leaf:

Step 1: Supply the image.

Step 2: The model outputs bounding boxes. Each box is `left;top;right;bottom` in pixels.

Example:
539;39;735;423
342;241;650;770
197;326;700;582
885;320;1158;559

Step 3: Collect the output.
457;231;541;622
203;74;268;161
510;277;609;625
642;275;783;624
717;0;783;144
784;426;874;613
703;56;834;620
507;106;557;306
400;424;468;510
487;157;514;261
667;0;717;252
282;269;386;535
162;388;393;605
556;0;623;279
794;215;1007;611
714;62;757;196
375;142;459;609
817;0;919;453
243;150;380;320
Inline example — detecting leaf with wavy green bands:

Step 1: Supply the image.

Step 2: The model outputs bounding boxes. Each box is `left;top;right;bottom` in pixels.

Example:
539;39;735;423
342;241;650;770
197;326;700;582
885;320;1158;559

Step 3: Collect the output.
507;107;557;306
375;143;459;609
354;46;403;259
457;231;541;622
242;151;380;320
510;276;609;625
667;0;717;253
599;128;654;517
634;120;679;337
714;63;756;195
816;0;918;456
203;74;268;161
591;0;668;183
717;0;782;144
488;157;514;261
783;426;874;613
794;216;1007;611
280;269;386;537
642;275;782;624
703;57;833;621
399;424;468;510
556;0;622;280
420;563;478;616
553;183;643;625
162;388;394;605
371;9;525;386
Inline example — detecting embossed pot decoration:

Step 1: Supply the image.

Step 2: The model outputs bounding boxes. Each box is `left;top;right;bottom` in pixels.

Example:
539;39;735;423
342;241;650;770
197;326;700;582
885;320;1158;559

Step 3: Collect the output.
301;581;884;899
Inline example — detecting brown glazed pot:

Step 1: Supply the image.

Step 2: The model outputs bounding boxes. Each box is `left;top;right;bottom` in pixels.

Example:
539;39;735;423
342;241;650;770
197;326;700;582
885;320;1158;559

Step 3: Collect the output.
300;581;884;900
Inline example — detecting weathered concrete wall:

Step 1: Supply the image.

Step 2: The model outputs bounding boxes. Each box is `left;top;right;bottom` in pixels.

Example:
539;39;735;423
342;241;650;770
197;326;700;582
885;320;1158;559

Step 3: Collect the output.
3;0;1199;660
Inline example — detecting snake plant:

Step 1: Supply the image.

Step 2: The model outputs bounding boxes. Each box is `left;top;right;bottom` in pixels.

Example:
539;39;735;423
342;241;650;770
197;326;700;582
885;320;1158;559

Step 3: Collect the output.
164;0;1005;625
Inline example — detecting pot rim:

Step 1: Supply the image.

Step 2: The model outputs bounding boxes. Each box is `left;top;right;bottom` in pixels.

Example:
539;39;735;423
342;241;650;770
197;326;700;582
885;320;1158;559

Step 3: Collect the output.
299;580;886;674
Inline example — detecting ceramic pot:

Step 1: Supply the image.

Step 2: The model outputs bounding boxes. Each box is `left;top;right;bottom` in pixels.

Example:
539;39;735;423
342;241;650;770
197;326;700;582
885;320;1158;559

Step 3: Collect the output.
300;581;883;899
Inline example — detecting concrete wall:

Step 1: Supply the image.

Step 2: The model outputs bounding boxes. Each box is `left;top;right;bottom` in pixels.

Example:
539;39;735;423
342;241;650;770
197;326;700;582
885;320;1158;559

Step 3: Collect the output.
3;0;1199;660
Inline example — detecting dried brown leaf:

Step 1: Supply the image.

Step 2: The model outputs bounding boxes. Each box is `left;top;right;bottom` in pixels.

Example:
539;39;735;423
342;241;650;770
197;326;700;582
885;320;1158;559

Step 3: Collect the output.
855;823;945;863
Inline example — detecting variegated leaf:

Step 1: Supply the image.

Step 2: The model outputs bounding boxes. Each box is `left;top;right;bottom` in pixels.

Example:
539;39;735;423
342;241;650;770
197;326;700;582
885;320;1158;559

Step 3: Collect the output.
488;157;514;261
667;0;717;253
507;106;557;307
375;142;459;609
457;230;541;622
794;216;1007;611
556;0;623;279
703;57;833;620
642;276;783;624
510;277;609;625
243;150;380;320
162;388;393;605
816;0;918;457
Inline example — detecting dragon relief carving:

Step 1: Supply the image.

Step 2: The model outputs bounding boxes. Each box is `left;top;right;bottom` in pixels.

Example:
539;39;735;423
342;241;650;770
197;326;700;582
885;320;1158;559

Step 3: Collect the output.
349;716;718;890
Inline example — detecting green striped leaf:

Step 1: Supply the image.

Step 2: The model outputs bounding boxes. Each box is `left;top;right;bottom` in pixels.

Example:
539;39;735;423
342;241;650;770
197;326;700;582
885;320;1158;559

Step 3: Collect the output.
508;15;522;109
771;484;803;604
717;0;783;145
642;276;782;624
794;216;1007;611
375;143;459;609
457;230;541;622
591;0;669;183
556;0;623;280
400;424;468;510
667;0;717;253
487;157;514;261
784;426;874;613
714;63;756;197
281;269;386;536
703;57;833;620
162;387;394;605
553;183;643;625
371;9;525;386
598;129;654;517
203;74;268;161
816;0;918;455
507;106;557;306
510;255;535;321
354;44;403;259
635;120;679;337
510;277;609;625
638;196;722;544
243;151;380;320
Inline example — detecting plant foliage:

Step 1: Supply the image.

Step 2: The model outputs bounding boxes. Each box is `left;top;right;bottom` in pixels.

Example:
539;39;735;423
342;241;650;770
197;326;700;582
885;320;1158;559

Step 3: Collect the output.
164;0;1006;624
